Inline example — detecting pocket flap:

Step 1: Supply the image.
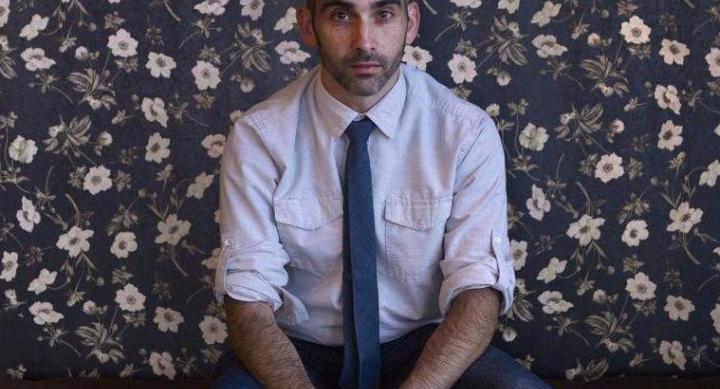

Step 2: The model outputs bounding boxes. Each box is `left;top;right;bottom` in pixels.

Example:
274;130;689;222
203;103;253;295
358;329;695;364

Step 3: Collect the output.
274;196;343;230
384;197;453;231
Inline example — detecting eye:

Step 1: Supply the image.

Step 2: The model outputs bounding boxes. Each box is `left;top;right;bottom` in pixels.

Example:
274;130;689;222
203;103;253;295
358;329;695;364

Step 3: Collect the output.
377;10;394;20
331;11;350;22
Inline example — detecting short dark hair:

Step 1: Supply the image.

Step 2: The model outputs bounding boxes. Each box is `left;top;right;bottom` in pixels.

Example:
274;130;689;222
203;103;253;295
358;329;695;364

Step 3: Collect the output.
306;0;412;15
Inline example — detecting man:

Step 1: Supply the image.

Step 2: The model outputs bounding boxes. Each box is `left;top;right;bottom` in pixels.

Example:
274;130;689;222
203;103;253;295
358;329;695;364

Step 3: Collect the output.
212;0;551;388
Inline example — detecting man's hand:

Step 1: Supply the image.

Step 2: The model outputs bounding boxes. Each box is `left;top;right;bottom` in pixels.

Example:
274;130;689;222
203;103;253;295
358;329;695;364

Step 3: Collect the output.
398;288;501;389
224;298;315;389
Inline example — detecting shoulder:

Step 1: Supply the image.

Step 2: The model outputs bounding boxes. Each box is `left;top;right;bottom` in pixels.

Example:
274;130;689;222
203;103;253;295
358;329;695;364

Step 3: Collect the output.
236;66;319;133
403;64;490;128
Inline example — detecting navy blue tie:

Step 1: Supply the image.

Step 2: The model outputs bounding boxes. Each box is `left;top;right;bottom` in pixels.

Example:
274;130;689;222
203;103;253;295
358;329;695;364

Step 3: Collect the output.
339;116;380;389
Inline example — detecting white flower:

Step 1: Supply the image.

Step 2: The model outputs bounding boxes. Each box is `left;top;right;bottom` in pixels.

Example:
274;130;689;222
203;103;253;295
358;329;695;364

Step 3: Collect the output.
537;257;566;284
667;201;702;234
275;40;310;65
29;301;64;325
0;0;10;28
620;15;651;44
526;184;551;221
146;52;177;78
149;351;176;379
448;53;477;84
566;215;605;246
9;135;37;164
451;0;482;8
502;326;517;342
531;1;561;27
115;283;146;312
594;153;624;183
20;48;56;71
659;39;689;65
82;300;97;315
659;340;686;370
83;165;112;195
187;172;215;199
587;33;602;47
486;103;500;117
519;122;549;151
1;251;19;282
107;28;138;57
16;196;41;233
403;45;433;71
496;69;511;86
498;0;520;14
201;134;225;158
610;119;625;134
531;34;567;58
56;226;94;258
19;14;49;41
145;132;171;163
510;240;527;271
274;7;296;33
191;60;221;90
664;295;695;321
155;214;191;246
621;220;648;247
705;47;720;77
141;97;169;128
538;291;573;314
625;272;656;301
699;160;720;187
654;84;681;115
27;268;57;295
240;0;264;21
111;232;138;259
199;315;228;344
592;289;607;304
657;119;683;151
154;307;185;333
194;0;229;15
711;304;720;334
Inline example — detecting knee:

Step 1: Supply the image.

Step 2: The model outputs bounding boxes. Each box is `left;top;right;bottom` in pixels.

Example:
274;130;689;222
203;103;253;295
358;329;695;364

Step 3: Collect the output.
211;352;263;389
453;346;552;389
488;374;553;389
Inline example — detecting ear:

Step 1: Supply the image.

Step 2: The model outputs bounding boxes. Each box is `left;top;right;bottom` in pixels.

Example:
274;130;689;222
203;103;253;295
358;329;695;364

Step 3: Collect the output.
404;1;421;45
297;6;318;48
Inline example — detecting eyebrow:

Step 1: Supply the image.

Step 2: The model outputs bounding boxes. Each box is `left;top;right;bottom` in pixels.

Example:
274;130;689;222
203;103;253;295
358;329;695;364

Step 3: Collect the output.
318;0;403;13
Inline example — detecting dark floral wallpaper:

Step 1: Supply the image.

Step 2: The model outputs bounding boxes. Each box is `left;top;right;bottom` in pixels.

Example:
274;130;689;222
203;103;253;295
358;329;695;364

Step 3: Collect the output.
1;0;720;383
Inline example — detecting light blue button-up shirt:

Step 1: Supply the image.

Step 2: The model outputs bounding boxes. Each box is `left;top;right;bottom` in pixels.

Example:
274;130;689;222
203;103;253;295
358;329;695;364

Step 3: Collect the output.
215;63;515;346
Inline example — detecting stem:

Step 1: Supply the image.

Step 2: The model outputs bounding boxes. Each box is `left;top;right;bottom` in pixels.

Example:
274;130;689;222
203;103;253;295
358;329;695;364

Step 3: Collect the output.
163;0;182;22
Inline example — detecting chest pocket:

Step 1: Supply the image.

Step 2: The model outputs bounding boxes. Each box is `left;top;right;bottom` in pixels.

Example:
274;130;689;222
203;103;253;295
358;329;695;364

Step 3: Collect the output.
383;196;453;281
274;196;344;276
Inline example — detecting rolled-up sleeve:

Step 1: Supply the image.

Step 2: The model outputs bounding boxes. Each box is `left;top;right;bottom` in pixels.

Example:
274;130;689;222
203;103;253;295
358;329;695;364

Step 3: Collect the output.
438;111;516;317
215;115;289;311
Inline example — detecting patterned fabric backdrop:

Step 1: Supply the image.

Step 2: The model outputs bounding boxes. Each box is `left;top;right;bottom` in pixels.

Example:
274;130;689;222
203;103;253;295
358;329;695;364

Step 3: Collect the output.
1;0;720;383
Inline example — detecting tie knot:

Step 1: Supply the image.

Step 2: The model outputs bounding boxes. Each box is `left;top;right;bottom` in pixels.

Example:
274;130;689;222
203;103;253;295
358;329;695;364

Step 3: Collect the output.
346;117;375;144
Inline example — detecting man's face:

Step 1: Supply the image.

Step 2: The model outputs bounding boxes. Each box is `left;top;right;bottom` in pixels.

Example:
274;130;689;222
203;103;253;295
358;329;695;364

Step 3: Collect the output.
299;0;420;96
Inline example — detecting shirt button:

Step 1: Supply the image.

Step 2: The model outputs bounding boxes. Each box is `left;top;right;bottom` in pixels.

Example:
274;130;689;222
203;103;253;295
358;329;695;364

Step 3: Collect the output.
493;237;501;243
224;239;230;246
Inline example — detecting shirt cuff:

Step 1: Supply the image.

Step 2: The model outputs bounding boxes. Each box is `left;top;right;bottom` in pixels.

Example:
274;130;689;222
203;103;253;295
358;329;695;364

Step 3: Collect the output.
438;256;500;317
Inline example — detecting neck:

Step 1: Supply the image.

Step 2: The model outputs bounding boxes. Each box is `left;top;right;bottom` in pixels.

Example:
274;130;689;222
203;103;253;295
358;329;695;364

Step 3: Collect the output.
320;65;400;113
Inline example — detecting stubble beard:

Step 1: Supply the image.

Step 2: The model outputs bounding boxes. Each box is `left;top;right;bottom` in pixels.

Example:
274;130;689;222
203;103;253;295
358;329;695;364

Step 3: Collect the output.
316;35;404;96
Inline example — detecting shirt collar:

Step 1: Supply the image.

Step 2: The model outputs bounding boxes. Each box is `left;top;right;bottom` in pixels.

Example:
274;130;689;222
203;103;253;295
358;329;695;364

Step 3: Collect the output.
313;63;407;139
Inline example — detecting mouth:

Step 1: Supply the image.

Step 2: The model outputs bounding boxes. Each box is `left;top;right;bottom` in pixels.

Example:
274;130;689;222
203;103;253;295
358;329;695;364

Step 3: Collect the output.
352;62;381;69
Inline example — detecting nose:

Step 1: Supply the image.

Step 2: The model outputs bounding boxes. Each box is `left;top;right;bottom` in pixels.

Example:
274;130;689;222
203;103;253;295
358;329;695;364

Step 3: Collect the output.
353;16;374;52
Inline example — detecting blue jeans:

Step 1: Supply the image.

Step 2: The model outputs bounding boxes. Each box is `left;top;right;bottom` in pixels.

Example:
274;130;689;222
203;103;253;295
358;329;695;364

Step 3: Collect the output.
212;323;553;389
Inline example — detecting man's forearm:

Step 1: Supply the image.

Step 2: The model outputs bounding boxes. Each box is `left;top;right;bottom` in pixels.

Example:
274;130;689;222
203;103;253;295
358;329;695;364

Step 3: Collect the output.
400;287;501;389
224;298;314;389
